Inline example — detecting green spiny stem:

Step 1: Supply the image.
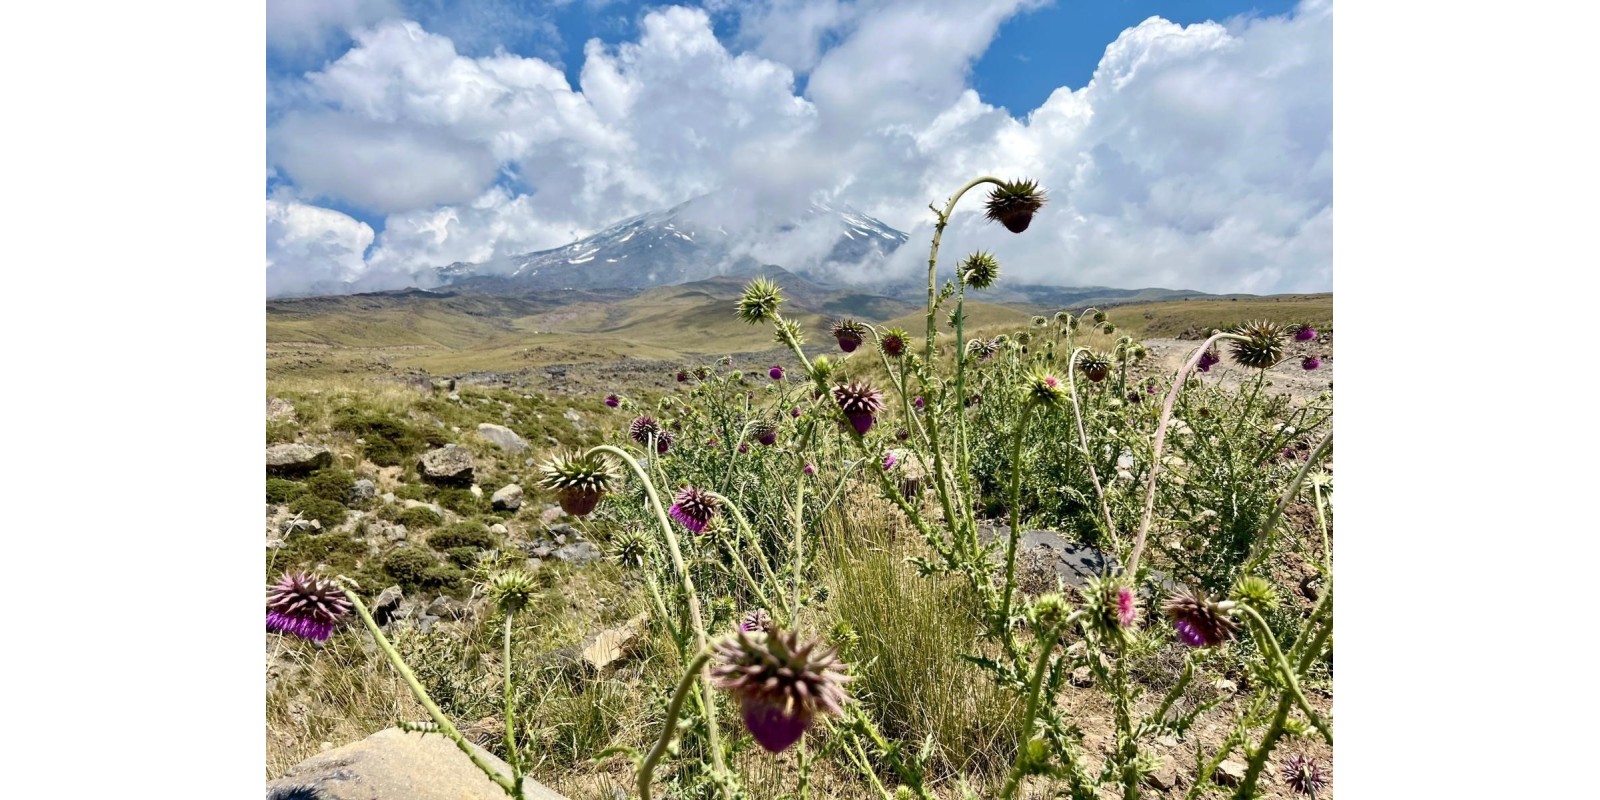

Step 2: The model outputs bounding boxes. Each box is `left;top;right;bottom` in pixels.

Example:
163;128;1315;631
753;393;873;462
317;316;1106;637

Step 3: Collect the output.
637;649;713;800
503;611;522;786
714;496;783;616
791;471;807;617
1235;691;1294;800
342;588;518;797
849;706;934;800
719;536;776;614
1150;654;1198;728
923;177;1003;364
1066;347;1118;546
1313;477;1331;575
586;445;730;790
641;571;681;650
999;400;1040;640
1242;431;1333;574
1115;654;1139;800
1237;605;1332;745
1127;332;1247;574
997;625;1062;800
1291;585;1334;673
843;736;894;800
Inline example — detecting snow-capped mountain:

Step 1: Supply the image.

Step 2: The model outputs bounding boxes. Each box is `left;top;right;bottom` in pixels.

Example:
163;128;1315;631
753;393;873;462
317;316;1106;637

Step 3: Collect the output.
433;195;910;294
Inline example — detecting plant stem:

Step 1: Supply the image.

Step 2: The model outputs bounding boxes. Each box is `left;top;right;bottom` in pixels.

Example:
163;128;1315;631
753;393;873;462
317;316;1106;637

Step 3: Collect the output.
1243;432;1333;573
1066;346;1117;545
342;588;517;797
1236;691;1294;800
637;650;713;800
1000;401;1040;637
923;176;1002;364
503;610;522;788
1238;605;1332;745
997;626;1062;800
1128;332;1244;574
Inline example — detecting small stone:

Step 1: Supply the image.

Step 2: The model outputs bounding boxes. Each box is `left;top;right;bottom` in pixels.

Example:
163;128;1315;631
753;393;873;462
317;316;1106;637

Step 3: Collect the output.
382;492;396;504
266;397;297;421
469;484;484;499
579;614;648;671
539;505;564;525
1144;755;1182;791
553;541;602;564
350;479;377;502
563;409;582;423
372;586;404;626
1070;666;1095;687
419;446;475;486
1214;678;1238;694
1213;760;1247;787
490;523;509;535
491;484;523;511
476;423;528;453
266;443;333;475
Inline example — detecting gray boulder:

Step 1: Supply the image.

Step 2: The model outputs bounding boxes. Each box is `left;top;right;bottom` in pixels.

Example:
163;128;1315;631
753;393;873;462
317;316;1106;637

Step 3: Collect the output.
350;479;377;503
476;423;528;454
553;541;602;565
267;443;332;475
266;727;568;800
372;586;404;626
491;484;523;511
419;445;474;486
266;397;297;422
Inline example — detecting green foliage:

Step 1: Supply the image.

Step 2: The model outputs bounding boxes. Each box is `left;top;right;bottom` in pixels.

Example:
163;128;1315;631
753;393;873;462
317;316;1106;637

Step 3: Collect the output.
391;506;443;530
426;523;497;552
434;487;487;517
303;468;356;504
289;494;348;528
393;483;433;502
266;478;304;505
331;407;430;467
380;547;465;593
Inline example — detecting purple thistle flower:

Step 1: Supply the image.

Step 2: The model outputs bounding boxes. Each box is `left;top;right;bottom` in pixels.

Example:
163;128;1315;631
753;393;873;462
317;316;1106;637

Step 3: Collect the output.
913;396;925;410
832;381;885;436
740;608;774;634
895;428;910;442
1116;586;1138;629
1302;356;1321;371
711;628;852;753
629;416;662;446
883;451;898;470
750;421;778;447
1163;587;1240;648
1197;349;1221;373
668;486;720;533
1281;754;1330;796
791;407;802;418
830;320;867;353
803;463;815;475
676;370;689;383
604;393;620;408
655;430;675;454
769;365;784;381
266;572;352;642
738;442;749;454
1294;326;1318;342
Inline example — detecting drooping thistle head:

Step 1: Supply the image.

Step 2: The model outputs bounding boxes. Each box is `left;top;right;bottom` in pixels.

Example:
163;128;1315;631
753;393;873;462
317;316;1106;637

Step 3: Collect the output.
740;608;775;634
1077;351;1114;382
957;251;1001;289
668;486;721;533
629;415;663;446
965;337;1002;361
1031;315;1048;328
611;529;650;568
1228;320;1288;369
984;178;1047;233
737;277;784;324
1197;348;1221;372
879;327;910;358
693;364;713;380
768;365;784;381
710;628;852;753
1293;324;1319;342
1053;310;1072;325
1163;586;1239;648
1302;355;1322;371
830;319;867;352
266;572;352;642
832;381;885;435
538;451;621;517
1280;755;1330;796
654;430;675;454
1090;309;1107;324
1100;323;1116;335
604;393;620;408
487;569;538;615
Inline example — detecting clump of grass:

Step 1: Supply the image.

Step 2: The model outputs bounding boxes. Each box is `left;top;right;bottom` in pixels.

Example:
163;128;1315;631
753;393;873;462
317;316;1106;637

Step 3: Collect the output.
330;407;442;467
390;505;443;530
426;523;498;552
266;477;303;505
289;494;348;528
435;486;488;517
380;547;464;593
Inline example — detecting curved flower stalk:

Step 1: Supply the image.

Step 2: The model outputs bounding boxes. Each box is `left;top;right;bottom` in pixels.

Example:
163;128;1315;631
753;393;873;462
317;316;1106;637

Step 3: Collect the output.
1065;347;1117;544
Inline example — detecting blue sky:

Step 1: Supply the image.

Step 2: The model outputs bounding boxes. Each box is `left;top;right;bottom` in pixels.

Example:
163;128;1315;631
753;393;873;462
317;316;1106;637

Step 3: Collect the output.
265;0;1330;297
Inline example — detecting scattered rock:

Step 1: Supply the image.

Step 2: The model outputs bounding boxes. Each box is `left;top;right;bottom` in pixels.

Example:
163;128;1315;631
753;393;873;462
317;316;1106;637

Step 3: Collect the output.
489;523;509;535
426;596;471;622
1214;678;1238;694
266;397;297;422
419;445;474;486
553;541;602;564
1144;755;1183;791
491;484;524;511
401;499;445;517
547;523;579;538
538;505;564;525
265;727;569;800
580;614;648;671
476;423;528;454
351;479;377;503
267;443;333;475
381;492;396;504
563;409;582;423
372;586;404;626
282;518;321;535
1213;760;1247;787
1070;666;1095;687
469;484;484;499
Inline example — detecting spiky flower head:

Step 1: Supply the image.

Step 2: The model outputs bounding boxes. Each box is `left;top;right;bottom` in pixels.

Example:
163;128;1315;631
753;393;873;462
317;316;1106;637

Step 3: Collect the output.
1077;575;1138;645
487;569;538;615
895;428;909;442
539;451;621;517
1281;755;1330;796
1228;321;1288;369
965;337;1002;361
738;442;749;454
984;178;1047;233
1302;356;1321;371
769;365;784;381
958;251;1001;288
1016;332;1033;346
668;486;721;533
1077;351;1113;383
693;365;713;380
676;369;689;383
1197;348;1221;373
1163;586;1240;648
809;355;836;384
654;429;675;454
1293;325;1319;342
832;381;885;435
1232;575;1280;611
829;319;867;352
946;306;967;329
1101;323;1116;335
266;572;352;642
737;277;785;324
604;393;620;408
803;462;816;476
710;628;852;753
1030;593;1072;631
1025;370;1067;407
913;396;925;410
740;608;774;634
612;529;650;568
1054;311;1073;325
883;451;898;470
750;420;778;446
879;327;910;358
1031;315;1048;328
1089;309;1107;324
629;415;663;446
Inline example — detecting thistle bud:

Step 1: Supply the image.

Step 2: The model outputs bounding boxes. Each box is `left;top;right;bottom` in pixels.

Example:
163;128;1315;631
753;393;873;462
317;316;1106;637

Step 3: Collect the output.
957;251;1000;289
487;569;538;615
1229;321;1288;369
538;451;621;517
736;277;784;324
984;178;1047;233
